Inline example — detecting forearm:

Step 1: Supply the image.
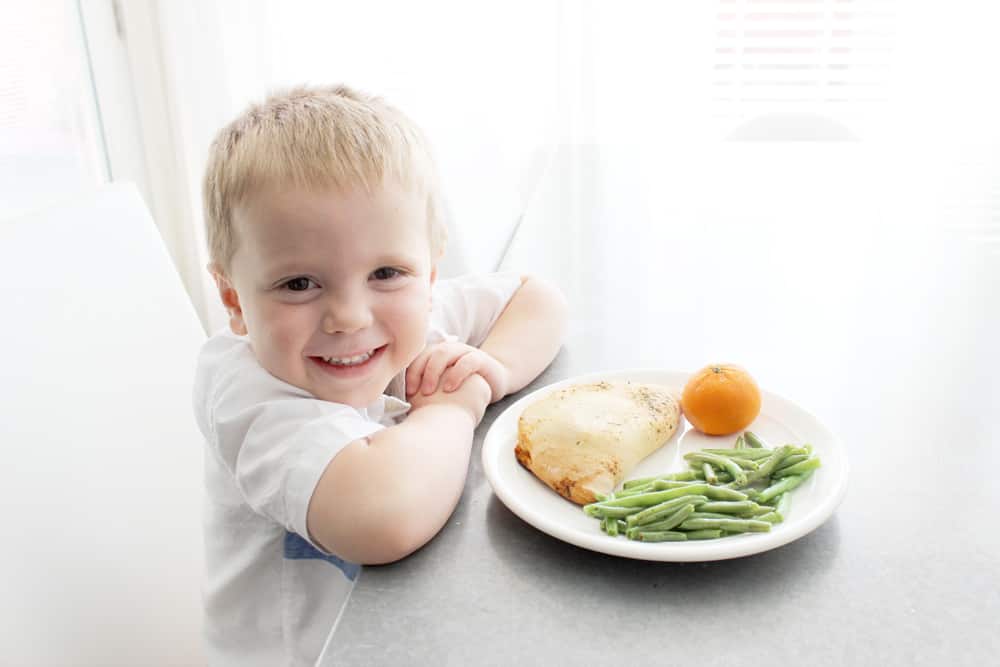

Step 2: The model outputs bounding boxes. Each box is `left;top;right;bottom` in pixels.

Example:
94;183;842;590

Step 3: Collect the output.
307;378;488;564
480;275;568;397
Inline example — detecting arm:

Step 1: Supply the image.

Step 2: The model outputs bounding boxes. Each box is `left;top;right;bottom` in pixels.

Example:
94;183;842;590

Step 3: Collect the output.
306;374;491;565
479;275;568;398
405;275;569;402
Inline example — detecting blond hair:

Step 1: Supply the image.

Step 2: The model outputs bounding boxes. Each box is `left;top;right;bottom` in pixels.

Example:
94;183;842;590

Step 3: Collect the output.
203;84;446;273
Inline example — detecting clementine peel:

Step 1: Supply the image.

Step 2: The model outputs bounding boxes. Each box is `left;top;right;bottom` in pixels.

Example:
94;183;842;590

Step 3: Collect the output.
681;363;762;436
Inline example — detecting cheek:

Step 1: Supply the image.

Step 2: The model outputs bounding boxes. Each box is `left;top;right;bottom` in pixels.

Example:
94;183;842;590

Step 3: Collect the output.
249;302;311;361
379;287;432;349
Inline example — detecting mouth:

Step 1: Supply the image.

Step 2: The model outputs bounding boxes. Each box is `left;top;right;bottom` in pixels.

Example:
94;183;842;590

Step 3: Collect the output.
309;345;387;376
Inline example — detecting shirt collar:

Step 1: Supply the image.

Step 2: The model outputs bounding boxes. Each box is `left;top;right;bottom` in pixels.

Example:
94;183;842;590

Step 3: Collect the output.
361;371;411;424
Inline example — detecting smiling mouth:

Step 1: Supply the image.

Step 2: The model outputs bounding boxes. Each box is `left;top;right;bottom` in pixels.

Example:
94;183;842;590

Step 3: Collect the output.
323;350;374;366
311;345;387;369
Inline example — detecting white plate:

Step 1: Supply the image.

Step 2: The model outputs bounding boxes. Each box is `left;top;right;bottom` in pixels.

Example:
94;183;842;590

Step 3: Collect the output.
482;368;849;561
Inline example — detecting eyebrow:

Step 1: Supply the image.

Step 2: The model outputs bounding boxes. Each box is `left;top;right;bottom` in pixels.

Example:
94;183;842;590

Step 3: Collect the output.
261;250;424;280
372;251;423;268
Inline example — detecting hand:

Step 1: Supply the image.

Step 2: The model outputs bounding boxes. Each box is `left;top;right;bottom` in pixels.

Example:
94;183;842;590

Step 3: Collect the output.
407;372;492;425
405;341;509;403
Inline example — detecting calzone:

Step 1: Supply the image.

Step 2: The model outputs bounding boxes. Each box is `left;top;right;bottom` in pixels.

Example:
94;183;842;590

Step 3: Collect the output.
515;381;681;505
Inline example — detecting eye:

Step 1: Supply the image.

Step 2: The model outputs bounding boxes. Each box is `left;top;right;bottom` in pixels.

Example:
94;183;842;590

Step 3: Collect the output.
281;277;317;292
370;267;402;281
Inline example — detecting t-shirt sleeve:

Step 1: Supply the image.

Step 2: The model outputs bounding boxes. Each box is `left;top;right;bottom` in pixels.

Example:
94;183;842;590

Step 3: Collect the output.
197;333;382;553
430;272;523;347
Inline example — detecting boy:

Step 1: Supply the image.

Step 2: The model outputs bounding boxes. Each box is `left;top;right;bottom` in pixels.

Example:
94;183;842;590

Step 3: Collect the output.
192;84;566;665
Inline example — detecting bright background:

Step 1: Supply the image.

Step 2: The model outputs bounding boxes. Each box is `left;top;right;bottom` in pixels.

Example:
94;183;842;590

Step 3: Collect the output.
3;0;999;333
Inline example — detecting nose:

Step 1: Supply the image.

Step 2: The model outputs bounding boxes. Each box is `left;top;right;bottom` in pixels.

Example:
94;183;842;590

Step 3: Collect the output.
321;288;373;334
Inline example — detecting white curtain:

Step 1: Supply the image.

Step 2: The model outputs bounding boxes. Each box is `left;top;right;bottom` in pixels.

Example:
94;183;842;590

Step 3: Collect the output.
107;0;1000;332
141;0;565;333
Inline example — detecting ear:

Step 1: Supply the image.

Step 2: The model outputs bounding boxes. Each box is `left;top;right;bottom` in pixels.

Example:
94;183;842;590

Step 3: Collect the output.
427;264;438;311
208;263;248;336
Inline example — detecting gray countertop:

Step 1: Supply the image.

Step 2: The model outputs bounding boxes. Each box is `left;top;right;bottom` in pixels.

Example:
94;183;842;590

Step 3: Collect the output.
322;143;1000;666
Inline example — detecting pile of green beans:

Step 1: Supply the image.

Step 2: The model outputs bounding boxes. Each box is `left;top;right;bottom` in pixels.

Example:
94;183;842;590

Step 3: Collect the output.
583;431;821;542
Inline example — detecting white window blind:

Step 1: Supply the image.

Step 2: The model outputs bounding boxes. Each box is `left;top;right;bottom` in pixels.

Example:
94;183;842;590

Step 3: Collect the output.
0;0;107;221
712;0;896;140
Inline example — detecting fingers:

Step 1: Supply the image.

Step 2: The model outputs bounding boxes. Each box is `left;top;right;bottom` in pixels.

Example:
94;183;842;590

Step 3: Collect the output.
473;356;508;402
418;344;464;395
406;343;507;400
439;352;481;393
405;348;433;396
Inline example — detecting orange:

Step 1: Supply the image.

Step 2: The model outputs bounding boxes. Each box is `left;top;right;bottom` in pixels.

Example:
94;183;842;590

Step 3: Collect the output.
681;363;761;436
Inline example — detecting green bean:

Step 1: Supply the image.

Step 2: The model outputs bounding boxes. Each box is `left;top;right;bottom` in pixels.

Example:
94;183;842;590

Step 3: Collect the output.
652;479;708;492
687;511;736;520
629;504;696;535
729;457;761;471
695;500;760;515
628;496;708;528
684;453;747;486
679;518;772;533
690;469;735;483
683;529;724;540
775;454;809;470
622;475;659;489
645;479;704;490
658;470;703;482
756;471;814;504
742;444;796;485
700;448;773;460
590;438;818;542
583;504;643;519
623;471;704;487
615;483;655;497
771;457;822;479
632;530;688;542
775;492;791;519
702;486;749;501
596;484;711;509
702;462;718;485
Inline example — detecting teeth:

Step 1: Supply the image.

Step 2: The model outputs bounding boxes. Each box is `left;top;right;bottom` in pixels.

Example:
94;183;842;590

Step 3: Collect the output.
323;350;374;366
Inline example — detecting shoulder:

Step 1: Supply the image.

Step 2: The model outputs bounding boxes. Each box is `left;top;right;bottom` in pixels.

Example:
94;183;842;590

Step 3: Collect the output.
193;329;321;441
430;272;524;346
432;271;524;307
194;329;384;472
195;328;310;406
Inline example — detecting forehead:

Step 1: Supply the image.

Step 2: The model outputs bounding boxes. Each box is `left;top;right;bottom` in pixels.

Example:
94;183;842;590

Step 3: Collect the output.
232;182;430;260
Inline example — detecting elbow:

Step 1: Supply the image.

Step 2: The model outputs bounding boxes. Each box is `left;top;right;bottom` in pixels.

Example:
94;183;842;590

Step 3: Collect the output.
307;431;467;566
520;272;568;310
353;523;435;565
323;518;436;566
521;274;569;337
310;486;445;566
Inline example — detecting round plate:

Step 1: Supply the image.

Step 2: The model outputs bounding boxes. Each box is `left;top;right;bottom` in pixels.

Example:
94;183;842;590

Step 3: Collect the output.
482;368;849;561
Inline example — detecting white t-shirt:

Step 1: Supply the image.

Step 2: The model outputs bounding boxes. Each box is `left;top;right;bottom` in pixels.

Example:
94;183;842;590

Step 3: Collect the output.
192;272;523;666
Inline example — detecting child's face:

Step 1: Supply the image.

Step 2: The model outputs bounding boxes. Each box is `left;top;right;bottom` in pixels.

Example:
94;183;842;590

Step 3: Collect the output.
215;182;436;407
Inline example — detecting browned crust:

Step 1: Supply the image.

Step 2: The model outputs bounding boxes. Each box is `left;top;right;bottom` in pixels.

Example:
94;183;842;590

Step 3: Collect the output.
514;438;532;468
515;381;679;506
515;432;614;506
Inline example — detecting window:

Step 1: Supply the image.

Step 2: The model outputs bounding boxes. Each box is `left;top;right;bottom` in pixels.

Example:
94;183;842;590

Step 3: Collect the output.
0;0;107;221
